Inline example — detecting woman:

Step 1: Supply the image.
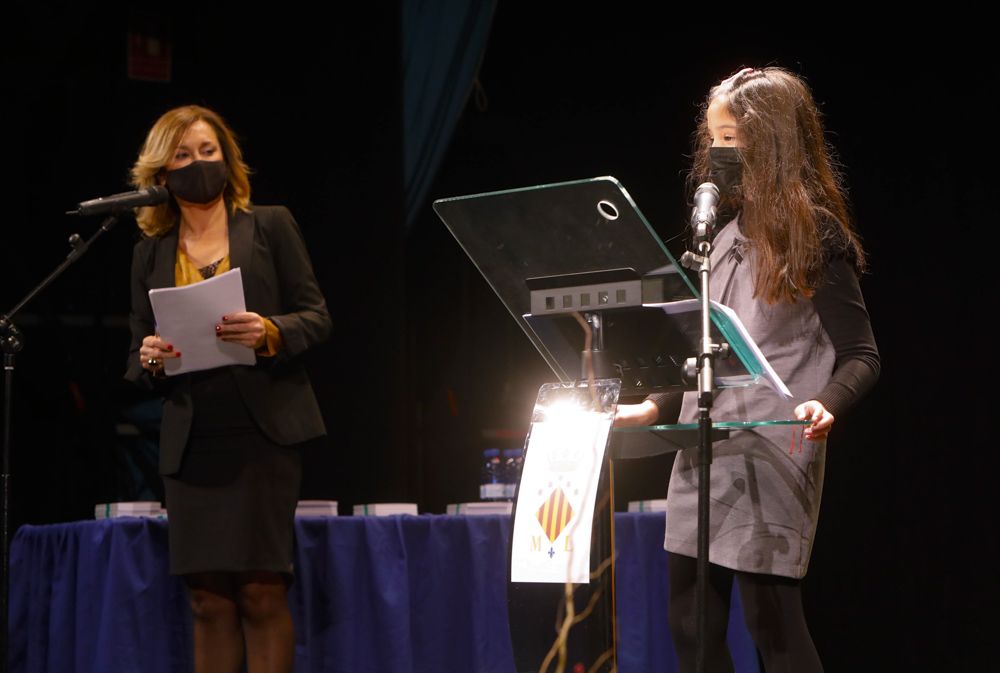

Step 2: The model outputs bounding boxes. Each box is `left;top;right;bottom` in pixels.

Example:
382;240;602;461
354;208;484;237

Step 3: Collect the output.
616;68;879;672
125;105;331;673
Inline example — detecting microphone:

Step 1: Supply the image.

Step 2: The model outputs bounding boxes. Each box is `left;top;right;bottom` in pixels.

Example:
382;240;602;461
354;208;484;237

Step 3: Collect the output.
68;185;169;216
689;182;719;245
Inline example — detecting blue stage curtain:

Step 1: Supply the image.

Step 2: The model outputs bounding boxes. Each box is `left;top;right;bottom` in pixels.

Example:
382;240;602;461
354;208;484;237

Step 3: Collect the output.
9;513;757;673
402;0;497;229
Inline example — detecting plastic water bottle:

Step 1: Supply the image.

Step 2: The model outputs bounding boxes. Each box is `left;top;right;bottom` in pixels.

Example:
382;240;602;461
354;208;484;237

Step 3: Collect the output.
502;448;524;500
480;448;504;501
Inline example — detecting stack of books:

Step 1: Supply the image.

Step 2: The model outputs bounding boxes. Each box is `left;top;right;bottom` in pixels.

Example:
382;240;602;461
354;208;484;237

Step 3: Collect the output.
295;500;339;517
627;499;668;513
446;502;513;516
352;503;418;516
94;501;167;520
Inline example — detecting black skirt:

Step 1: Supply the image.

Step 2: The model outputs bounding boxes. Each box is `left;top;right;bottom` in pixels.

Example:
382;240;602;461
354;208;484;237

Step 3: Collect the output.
162;369;302;577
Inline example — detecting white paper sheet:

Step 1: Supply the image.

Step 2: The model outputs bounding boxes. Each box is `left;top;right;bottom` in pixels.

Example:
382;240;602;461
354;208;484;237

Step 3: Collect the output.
148;268;256;376
651;298;792;399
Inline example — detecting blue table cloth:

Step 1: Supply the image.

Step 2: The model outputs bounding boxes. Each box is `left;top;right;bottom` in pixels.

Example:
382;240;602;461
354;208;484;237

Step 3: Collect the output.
9;513;757;673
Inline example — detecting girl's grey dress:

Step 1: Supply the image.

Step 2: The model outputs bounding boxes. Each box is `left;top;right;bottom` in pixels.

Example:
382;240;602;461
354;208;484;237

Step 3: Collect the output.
662;217;878;579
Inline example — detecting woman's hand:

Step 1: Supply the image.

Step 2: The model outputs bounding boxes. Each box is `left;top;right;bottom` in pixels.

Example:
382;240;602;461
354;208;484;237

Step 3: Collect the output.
794;400;834;441
139;334;180;374
613;400;661;428
216;312;266;349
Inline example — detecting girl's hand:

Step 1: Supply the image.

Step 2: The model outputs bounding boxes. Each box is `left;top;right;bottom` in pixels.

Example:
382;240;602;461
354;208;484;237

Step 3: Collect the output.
613;400;660;427
794;400;834;441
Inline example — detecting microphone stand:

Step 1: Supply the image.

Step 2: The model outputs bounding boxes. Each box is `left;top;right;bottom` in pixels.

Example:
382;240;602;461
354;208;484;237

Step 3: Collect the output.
0;212;121;673
681;188;721;673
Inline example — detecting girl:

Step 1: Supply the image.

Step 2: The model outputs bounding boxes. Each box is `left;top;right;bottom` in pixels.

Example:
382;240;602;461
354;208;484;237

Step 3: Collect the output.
616;67;879;672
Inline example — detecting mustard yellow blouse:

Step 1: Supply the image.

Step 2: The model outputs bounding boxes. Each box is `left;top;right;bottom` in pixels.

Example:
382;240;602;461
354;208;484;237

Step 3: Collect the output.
175;248;282;356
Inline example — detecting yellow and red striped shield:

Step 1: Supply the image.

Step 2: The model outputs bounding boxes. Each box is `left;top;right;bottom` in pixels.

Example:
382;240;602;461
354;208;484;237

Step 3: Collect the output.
536;487;575;543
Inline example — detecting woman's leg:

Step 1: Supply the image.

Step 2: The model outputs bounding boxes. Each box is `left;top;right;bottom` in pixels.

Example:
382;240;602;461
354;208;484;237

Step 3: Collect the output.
186;572;245;673
235;570;295;673
667;551;737;673
734;571;824;673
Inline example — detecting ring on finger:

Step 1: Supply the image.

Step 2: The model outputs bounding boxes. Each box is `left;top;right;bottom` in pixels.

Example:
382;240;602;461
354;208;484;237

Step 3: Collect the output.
147;357;159;368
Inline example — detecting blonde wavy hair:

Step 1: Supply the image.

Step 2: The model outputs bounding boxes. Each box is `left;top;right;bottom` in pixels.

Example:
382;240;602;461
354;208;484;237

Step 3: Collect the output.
130;105;252;236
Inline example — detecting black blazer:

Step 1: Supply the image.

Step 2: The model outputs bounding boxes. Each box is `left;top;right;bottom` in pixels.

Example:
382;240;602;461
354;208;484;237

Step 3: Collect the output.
125;206;332;475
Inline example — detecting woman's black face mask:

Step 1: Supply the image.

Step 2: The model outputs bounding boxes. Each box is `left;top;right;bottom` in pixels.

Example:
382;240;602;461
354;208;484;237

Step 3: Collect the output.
165;160;227;204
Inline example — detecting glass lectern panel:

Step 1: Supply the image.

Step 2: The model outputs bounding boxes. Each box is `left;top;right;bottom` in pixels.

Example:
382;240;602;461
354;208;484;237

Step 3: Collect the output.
434;177;775;397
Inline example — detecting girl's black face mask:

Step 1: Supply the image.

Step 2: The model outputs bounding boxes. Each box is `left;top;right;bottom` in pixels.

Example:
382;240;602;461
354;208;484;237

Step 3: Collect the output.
165;160;227;204
708;147;743;226
708;146;742;197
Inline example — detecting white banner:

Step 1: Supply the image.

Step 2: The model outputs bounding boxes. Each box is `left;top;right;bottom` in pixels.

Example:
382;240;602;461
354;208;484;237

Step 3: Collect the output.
510;412;612;584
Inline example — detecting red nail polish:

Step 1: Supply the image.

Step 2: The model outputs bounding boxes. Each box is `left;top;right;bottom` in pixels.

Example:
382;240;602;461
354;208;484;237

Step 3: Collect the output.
215;325;221;332
175;351;181;357
222;316;229;322
166;344;173;351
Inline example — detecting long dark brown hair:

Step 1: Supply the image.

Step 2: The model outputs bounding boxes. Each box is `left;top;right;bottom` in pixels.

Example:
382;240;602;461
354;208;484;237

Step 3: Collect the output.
690;67;866;303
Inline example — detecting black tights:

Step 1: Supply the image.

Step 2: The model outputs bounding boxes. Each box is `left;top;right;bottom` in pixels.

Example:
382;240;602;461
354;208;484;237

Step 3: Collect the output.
666;552;824;673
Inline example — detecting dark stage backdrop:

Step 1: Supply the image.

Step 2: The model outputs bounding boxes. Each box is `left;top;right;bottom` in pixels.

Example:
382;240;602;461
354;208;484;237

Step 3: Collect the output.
0;5;407;525
1;5;993;673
